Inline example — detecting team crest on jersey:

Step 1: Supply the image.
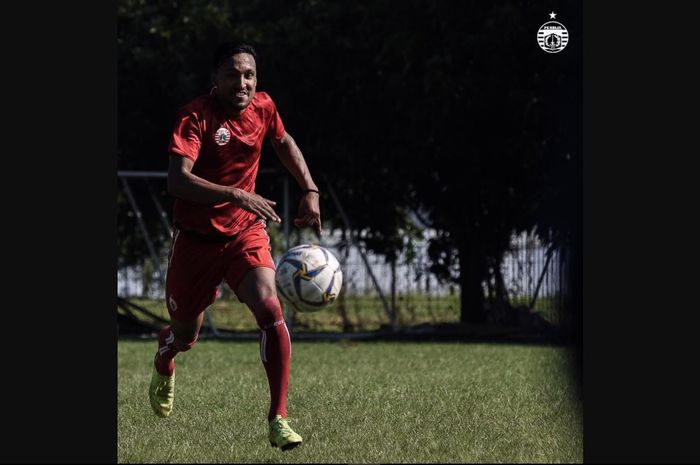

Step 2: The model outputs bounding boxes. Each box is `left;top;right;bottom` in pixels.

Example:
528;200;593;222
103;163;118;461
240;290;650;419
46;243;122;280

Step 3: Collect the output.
214;127;231;146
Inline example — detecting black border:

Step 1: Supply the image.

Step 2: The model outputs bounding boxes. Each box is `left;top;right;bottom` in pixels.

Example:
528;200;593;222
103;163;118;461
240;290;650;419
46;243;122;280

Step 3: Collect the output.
3;1;117;463
6;0;699;462
584;0;699;463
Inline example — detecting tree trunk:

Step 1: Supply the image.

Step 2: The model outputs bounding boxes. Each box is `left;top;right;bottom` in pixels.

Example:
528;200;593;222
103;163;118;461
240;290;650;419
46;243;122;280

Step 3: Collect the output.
458;241;486;323
494;258;509;304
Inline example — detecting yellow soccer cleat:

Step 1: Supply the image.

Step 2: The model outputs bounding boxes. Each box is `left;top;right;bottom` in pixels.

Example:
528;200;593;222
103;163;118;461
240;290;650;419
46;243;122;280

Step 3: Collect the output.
269;415;303;450
149;365;175;418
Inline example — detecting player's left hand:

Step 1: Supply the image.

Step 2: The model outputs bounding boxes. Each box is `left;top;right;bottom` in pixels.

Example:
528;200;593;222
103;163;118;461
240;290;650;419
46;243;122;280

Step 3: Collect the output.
295;191;322;237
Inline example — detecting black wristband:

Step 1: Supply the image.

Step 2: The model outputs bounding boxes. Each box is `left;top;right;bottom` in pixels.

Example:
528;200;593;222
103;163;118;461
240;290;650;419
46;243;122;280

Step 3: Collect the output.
302;189;319;194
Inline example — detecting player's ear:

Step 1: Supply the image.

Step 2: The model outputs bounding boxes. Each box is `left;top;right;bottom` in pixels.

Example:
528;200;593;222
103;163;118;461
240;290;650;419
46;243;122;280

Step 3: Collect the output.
210;73;218;95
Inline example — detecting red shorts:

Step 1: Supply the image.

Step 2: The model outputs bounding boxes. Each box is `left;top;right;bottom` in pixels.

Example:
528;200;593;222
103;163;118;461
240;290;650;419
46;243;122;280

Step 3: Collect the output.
165;220;276;321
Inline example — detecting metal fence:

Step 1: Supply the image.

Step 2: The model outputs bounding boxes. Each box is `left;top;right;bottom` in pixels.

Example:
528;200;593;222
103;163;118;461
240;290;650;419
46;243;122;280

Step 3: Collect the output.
501;232;569;326
118;172;568;333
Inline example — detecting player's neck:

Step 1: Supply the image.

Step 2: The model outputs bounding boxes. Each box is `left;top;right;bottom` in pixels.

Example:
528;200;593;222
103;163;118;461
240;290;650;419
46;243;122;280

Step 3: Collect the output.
214;95;247;118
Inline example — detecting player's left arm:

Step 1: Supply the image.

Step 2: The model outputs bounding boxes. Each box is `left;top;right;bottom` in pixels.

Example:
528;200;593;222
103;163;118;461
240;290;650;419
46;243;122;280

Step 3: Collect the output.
270;131;322;236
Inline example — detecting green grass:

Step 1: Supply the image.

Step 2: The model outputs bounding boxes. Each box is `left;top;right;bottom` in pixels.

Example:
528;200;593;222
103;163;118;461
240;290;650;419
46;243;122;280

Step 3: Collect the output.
119;340;582;463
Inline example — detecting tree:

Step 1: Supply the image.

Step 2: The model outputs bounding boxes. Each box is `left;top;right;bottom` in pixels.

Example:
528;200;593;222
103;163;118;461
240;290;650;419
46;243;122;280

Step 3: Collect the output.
117;0;582;326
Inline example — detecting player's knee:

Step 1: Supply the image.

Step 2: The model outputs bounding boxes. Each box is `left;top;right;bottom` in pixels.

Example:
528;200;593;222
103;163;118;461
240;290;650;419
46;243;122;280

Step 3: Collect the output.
173;335;198;352
255;282;277;303
251;296;283;329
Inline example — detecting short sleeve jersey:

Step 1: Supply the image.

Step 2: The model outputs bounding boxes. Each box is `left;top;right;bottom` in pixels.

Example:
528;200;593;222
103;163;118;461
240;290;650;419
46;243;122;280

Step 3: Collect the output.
168;91;285;237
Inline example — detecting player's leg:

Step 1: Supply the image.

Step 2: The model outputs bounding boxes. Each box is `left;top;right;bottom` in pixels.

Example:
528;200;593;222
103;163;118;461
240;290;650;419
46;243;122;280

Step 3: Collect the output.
150;229;224;417
149;313;204;418
234;267;302;450
235;267;290;419
224;222;302;450
153;313;204;376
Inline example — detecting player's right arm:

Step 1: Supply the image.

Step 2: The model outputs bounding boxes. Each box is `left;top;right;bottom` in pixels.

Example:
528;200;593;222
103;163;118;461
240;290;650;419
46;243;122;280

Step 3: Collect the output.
168;154;281;223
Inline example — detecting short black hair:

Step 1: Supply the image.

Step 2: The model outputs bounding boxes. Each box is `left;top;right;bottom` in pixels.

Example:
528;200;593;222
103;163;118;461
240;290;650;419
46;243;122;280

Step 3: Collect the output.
212;43;257;71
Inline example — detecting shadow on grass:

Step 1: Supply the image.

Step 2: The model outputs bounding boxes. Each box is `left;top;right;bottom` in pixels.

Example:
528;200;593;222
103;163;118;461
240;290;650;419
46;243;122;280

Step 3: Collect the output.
119;320;571;345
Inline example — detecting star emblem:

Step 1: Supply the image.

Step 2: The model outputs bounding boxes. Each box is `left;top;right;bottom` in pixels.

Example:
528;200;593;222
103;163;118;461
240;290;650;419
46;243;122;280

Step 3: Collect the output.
549;11;557;19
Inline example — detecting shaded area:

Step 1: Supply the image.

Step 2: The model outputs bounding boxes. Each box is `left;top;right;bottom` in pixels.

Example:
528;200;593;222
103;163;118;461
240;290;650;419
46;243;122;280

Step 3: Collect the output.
118;0;582;325
119;296;564;345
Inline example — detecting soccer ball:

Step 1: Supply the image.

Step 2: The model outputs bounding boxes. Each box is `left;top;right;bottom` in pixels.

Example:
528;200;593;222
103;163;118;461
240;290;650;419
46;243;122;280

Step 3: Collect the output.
275;244;343;313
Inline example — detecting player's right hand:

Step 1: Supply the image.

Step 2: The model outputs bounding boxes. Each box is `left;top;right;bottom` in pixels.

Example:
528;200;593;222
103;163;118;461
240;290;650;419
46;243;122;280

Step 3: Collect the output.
232;189;282;223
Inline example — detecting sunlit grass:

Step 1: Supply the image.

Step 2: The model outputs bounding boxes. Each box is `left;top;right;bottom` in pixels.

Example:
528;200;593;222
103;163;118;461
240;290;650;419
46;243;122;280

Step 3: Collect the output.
119;340;582;463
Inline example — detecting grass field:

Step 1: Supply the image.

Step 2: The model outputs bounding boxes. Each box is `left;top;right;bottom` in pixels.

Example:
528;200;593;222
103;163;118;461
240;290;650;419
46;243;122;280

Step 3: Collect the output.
118;340;582;463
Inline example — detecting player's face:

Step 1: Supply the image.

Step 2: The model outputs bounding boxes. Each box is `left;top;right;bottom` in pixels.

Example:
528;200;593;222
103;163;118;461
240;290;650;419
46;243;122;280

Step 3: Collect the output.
213;53;257;114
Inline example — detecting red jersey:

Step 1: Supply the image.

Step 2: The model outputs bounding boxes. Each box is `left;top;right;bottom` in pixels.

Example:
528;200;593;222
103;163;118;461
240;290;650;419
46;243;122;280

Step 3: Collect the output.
168;91;285;237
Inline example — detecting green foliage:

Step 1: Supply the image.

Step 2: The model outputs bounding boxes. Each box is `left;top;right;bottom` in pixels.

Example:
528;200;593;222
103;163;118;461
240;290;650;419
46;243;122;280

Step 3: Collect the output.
118;0;581;321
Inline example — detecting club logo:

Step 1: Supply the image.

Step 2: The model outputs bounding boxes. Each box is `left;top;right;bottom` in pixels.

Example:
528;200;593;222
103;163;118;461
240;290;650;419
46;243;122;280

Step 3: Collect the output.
214;127;231;146
538;12;568;53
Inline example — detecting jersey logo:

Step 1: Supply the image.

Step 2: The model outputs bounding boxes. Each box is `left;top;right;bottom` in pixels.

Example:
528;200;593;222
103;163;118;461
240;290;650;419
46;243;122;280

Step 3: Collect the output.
537;13;568;54
214;127;231;146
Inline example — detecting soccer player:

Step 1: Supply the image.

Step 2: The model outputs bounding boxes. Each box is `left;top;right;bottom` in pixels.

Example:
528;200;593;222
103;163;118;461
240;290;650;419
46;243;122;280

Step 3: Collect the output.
148;43;321;451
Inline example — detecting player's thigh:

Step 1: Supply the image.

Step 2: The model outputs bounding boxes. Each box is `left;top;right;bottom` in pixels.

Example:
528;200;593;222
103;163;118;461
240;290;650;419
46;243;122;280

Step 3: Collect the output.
233;266;277;309
166;229;226;321
223;222;277;306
